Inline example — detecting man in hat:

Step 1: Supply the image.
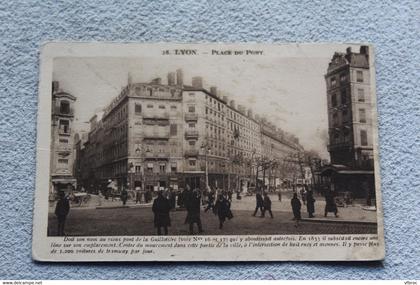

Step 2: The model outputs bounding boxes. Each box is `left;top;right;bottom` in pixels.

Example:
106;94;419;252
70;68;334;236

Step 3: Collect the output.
152;191;171;235
185;188;203;234
55;191;70;236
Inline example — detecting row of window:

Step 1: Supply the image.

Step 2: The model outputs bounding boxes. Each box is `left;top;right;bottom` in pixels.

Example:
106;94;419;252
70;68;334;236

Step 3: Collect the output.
205;107;225;122
103;104;128;130
330;70;364;88
331;88;366;107
331;129;368;146
206;95;223;112
332;108;367;126
134;86;179;98
135;103;178;114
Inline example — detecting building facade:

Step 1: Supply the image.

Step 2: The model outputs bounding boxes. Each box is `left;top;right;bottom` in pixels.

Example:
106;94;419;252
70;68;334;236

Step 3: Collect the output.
76;70;303;193
50;81;77;194
323;46;375;198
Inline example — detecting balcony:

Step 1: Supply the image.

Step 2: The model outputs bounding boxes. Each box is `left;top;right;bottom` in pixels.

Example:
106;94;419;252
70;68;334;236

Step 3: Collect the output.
184;113;198;121
143;130;170;139
144;151;170;160
184;130;199;139
142;111;170;120
184;149;199;157
327;142;351;151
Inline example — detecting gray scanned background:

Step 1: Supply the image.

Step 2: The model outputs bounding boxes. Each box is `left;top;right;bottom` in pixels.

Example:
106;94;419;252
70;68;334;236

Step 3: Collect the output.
0;0;419;280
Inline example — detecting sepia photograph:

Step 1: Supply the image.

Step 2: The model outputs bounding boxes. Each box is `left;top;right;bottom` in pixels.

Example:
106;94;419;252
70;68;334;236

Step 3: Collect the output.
33;43;384;261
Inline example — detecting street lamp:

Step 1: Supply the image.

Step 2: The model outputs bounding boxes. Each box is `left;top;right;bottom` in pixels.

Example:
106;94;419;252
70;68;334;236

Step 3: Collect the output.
200;143;211;191
250;148;256;185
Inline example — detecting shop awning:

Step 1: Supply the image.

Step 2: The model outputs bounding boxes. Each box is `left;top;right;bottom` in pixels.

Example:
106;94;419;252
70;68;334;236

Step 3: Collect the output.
320;164;374;176
339;170;374;175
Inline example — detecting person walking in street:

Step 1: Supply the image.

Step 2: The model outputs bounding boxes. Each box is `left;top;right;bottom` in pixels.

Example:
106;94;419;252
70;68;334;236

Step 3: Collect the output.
135;187;142;204
121;188;128;206
300;187;306;205
152;191;171;235
185;188;203;234
55;191;70;236
168;187;176;210
145;189;153;204
277;189;282;202
306;190;315;218
262;192;273;218
204;190;215;212
214;194;233;229
252;190;264;217
324;188;339;217
291;192;302;227
227;190;233;202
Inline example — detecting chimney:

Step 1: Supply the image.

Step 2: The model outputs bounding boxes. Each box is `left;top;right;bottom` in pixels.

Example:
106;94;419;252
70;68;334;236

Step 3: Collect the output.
167;72;175;85
52;81;59;94
360;45;369;57
222;95;228;103
230;100;236;109
176;69;183;86
255;114;260;121
238;105;245;114
346;47;352;55
192;76;203;89
151;77;162;85
210;86;217;96
247;109;253;118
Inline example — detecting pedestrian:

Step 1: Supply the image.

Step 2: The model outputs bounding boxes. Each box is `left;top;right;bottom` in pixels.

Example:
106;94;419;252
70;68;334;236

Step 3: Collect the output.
291;193;301;227
185;188;203;234
214;194;232;229
277;189;282;201
262;192;273;218
324;189;339;217
145;189;153;203
300;187;306;205
204;190;215;212
168;188;176;210
121;188;128;206
252;190;264;217
55;191;70;236
135;187;142;204
177;189;184;208
227;190;233;202
306;190;315;218
236;190;241;200
152;191;171;235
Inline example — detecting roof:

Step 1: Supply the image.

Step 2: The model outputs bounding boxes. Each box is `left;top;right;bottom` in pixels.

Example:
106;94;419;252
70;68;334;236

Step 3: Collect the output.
54;91;76;101
326;47;369;74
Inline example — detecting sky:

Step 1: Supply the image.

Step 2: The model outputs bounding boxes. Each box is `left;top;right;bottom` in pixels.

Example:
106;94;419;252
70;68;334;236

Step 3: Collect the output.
52;44;362;160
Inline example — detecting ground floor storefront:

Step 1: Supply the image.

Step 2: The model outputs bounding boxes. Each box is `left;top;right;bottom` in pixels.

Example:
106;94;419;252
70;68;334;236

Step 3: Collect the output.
320;164;375;200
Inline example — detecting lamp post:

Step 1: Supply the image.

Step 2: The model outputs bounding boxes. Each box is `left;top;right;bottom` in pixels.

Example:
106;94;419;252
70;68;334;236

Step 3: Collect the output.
200;143;211;191
250;149;256;186
134;144;150;192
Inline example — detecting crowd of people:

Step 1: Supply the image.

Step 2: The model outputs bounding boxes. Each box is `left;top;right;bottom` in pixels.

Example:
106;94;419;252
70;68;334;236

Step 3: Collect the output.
53;184;343;236
152;186;234;235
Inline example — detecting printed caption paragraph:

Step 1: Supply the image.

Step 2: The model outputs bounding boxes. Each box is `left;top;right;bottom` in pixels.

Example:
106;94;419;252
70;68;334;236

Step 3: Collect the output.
49;235;380;257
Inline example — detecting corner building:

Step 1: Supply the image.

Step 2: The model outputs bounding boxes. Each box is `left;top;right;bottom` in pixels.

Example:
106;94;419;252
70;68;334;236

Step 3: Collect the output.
322;46;375;198
50;81;77;195
78;70;303;193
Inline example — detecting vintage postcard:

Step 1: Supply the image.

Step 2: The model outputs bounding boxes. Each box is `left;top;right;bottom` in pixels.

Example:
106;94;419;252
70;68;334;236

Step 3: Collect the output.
33;42;384;261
